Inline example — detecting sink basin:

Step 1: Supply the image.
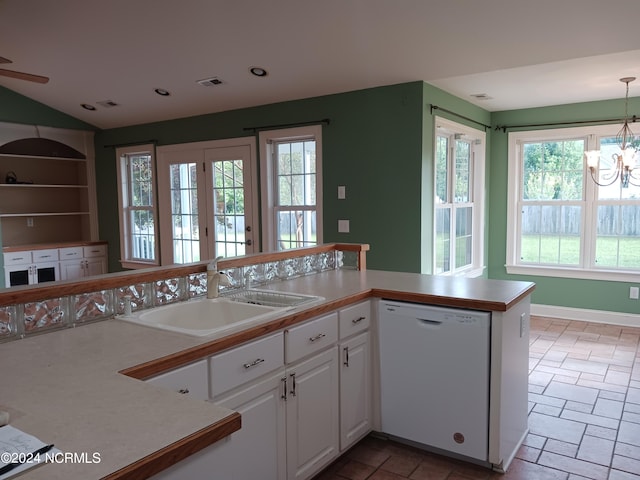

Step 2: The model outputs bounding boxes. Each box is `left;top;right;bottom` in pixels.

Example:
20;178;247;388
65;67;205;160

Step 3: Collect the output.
119;297;284;337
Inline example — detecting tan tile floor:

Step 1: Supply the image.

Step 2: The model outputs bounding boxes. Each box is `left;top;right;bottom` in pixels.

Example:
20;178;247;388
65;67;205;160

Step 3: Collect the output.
314;316;640;480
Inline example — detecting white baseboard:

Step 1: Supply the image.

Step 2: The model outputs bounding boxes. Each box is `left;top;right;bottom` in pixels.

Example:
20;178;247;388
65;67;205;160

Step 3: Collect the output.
531;304;640;328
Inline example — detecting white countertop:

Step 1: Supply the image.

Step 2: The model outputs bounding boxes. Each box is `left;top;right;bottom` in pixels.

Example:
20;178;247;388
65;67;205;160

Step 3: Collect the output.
0;269;534;479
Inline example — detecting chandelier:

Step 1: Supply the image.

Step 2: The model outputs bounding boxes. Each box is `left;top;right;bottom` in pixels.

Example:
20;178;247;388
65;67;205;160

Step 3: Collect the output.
584;77;639;188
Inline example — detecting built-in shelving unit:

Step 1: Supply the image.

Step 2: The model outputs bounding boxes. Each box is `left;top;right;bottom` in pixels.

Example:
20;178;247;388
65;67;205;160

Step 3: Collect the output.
0;123;98;247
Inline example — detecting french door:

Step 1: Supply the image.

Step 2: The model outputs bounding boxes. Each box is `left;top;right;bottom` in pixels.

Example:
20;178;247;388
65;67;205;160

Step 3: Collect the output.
157;139;258;265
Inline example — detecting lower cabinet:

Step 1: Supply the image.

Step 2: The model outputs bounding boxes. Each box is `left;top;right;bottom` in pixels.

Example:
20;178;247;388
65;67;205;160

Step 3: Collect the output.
214;371;287;480
285;346;339;480
339;331;371;451
146;301;372;480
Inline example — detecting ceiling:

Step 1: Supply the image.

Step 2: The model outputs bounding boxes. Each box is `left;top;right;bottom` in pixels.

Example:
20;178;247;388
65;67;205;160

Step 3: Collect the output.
1;0;640;130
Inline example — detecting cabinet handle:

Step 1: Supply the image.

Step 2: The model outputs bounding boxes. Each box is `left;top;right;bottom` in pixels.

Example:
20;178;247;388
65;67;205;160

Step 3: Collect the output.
290;373;296;397
343;346;349;367
281;376;288;401
178;388;190;395
41;255;51;258
309;333;326;342
352;316;366;324
243;358;265;369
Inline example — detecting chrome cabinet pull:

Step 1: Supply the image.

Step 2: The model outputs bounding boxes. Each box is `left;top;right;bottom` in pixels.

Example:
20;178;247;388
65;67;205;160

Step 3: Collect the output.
352;316;366;324
281;377;287;400
343;346;349;367
178;388;190;394
290;373;296;397
309;333;326;342
243;358;265;369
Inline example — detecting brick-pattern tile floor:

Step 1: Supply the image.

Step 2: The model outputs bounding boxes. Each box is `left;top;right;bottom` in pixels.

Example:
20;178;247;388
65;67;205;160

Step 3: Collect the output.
314;316;640;480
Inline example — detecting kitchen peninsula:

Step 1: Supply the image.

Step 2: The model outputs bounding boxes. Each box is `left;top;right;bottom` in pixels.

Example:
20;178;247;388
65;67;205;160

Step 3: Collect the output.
0;244;535;479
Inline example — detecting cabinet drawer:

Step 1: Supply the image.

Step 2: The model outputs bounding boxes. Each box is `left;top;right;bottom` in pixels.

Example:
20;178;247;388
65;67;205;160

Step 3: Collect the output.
339;301;371;339
146;359;209;401
83;245;107;257
3;251;32;266
32;248;59;262
59;247;83;260
286;312;338;364
210;332;284;398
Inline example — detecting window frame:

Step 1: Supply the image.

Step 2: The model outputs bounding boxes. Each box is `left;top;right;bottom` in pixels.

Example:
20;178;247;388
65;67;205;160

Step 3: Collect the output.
506;124;640;282
432;117;486;277
259;125;323;252
115;144;159;268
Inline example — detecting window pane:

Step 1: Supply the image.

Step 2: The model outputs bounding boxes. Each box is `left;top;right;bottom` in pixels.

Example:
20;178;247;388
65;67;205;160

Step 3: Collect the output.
595;204;640;268
129;209;155;261
521;204;581;265
455;140;470;202
455;206;472;269
435;136;448;204
128;154;153;207
435;207;450;273
523;140;584;201
276;210;316;249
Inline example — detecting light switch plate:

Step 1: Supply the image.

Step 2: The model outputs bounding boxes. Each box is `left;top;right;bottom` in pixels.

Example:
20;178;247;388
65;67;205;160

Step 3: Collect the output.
338;219;350;233
338;185;346;199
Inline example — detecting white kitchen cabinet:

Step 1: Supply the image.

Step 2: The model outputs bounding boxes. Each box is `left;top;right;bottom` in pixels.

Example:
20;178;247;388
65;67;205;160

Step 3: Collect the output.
146;359;209;401
339;331;371;451
214;370;287;480
285;346;339;480
3;249;59;286
59;245;107;280
149;436;233;480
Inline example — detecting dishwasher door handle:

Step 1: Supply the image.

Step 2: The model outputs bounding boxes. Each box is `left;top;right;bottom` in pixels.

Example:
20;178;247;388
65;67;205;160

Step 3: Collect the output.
417;318;442;326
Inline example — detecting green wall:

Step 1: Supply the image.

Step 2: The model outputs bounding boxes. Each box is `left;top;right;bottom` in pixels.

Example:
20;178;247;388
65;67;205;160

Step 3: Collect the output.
489;97;640;315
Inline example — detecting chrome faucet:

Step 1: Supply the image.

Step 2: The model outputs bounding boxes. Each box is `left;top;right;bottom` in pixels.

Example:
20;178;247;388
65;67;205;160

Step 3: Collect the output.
207;256;230;298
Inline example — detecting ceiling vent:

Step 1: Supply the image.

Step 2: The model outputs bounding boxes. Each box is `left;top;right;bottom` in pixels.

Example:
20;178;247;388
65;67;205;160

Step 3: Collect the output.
197;77;223;87
96;100;119;108
470;93;493;101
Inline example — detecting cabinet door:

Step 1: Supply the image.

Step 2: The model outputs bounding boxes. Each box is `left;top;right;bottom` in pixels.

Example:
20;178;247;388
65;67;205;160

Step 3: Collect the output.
84;256;106;276
60;260;84;281
339;332;371;451
215;371;287;480
286;346;339;480
149;436;233;480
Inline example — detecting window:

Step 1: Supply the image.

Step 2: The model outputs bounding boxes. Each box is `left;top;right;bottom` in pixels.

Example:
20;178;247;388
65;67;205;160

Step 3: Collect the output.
259;126;323;251
116;144;159;268
507;125;640;281
433;117;485;276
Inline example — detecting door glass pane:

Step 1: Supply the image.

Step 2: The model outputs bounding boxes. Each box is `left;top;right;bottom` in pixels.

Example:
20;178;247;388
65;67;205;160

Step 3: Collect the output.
276;210;316;249
455;206;472;269
212;159;246;258
435;207;450;273
170;163;200;263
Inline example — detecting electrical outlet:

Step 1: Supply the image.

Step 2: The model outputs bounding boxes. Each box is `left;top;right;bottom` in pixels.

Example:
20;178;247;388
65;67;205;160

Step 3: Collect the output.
630;286;640;300
337;185;346;199
338;219;350;233
27;217;34;227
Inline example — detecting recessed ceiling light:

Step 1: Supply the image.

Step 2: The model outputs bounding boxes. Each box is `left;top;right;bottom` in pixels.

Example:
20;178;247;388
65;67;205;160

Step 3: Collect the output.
154;88;171;96
249;66;268;77
81;103;96;111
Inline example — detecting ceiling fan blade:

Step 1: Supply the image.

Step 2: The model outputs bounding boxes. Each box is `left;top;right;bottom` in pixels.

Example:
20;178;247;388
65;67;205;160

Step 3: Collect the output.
0;57;12;64
0;68;49;84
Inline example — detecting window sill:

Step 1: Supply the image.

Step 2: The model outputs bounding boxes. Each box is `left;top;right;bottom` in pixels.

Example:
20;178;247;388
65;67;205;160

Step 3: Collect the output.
506;264;639;283
436;265;486;278
121;260;159;270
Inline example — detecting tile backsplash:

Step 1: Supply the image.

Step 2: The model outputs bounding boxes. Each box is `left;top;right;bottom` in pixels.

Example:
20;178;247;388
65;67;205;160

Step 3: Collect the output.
0;249;348;342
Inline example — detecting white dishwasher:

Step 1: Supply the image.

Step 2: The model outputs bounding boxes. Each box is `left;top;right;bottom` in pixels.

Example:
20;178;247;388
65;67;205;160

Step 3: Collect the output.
378;300;490;462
